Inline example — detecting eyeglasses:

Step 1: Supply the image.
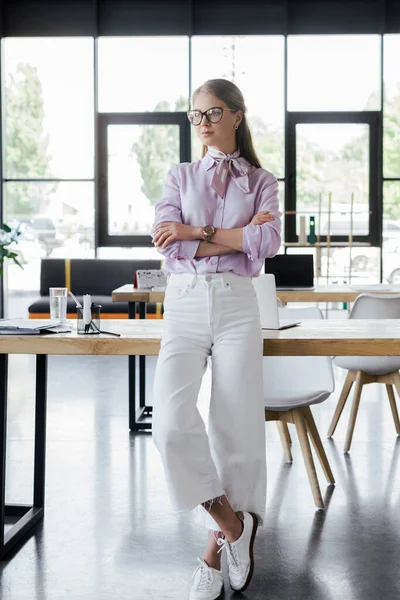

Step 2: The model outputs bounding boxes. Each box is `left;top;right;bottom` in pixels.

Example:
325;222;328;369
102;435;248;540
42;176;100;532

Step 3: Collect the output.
187;106;237;126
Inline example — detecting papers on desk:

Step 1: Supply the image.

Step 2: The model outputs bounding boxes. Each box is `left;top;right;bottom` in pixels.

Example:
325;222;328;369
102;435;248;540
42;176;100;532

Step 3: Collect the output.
136;269;167;290
0;319;72;335
351;284;393;292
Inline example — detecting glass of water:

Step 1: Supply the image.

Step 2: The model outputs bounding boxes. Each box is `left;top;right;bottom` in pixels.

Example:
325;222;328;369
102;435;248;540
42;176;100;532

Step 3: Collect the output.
49;287;68;322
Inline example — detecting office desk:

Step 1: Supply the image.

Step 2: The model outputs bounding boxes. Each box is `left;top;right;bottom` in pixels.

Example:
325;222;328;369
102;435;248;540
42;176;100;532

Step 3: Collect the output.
2;318;400;559
112;284;400;306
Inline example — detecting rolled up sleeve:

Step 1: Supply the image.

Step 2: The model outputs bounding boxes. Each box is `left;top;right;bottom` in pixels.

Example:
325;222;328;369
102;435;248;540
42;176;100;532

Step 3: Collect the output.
242;178;281;261
151;165;200;260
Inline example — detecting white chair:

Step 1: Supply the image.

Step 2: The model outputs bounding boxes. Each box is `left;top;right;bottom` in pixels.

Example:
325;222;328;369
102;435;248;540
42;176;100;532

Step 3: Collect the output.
263;306;335;510
328;293;400;453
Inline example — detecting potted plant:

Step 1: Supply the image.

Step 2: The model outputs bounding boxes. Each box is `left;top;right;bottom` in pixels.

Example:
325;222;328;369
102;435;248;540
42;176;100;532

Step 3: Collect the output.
0;222;22;276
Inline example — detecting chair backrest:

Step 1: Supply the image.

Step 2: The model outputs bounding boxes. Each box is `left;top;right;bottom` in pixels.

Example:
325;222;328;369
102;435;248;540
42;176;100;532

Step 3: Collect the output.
349;293;400;319
40;259;66;295
264;307;335;397
40;258;161;296
70;259;161;295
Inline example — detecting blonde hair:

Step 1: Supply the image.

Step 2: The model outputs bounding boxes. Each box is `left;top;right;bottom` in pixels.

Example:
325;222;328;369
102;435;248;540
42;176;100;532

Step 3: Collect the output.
192;78;262;169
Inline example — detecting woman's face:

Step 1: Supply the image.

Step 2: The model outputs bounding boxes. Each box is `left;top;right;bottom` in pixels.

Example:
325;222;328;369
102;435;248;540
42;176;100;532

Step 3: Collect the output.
192;91;242;154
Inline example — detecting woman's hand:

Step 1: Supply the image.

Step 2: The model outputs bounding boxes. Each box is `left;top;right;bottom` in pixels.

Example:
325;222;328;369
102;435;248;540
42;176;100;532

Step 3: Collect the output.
153;222;202;249
250;211;275;226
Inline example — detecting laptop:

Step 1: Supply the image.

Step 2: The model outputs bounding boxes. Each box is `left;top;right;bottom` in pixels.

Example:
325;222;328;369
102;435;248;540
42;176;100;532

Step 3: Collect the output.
253;274;300;330
264;254;315;290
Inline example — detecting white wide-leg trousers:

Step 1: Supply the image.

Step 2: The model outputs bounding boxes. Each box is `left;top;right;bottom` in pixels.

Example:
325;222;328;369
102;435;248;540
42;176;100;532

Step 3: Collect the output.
152;273;266;531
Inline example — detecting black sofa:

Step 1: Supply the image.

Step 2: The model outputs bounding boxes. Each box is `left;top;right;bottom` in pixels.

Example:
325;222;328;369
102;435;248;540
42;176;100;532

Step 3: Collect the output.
28;258;162;318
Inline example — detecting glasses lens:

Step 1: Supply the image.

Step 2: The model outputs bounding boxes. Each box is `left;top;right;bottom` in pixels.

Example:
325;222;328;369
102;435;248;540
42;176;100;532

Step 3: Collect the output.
187;110;201;125
207;108;223;123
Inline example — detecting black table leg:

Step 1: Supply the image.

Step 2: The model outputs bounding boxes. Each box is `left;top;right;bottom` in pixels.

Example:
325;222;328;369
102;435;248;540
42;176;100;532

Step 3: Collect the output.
128;302;137;430
0;354;47;560
139;302;147;409
128;302;152;431
33;355;47;508
128;302;136;321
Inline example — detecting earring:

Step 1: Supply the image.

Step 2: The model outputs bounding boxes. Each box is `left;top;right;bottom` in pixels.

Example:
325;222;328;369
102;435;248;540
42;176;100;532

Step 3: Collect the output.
234;124;239;130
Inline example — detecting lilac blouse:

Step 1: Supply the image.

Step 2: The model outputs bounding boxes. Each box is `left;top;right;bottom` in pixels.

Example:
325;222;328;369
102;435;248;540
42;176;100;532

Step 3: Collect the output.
151;152;281;277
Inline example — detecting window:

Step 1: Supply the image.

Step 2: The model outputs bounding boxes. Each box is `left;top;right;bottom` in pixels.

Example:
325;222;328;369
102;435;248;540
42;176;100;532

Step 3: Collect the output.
288;35;381;112
106;123;180;236
3;38;94;179
383;35;400;178
98;37;189;113
382;181;400;284
295;123;370;236
2;38;95;310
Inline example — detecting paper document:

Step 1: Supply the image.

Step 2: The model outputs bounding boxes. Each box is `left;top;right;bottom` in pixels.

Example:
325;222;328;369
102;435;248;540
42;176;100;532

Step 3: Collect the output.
0;319;71;335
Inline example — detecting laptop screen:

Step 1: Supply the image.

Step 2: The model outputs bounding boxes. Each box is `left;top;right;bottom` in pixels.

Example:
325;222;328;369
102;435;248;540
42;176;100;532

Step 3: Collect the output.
264;255;314;288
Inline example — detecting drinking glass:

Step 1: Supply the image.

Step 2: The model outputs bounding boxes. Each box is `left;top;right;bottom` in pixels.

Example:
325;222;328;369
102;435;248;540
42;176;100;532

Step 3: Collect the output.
49;287;68;322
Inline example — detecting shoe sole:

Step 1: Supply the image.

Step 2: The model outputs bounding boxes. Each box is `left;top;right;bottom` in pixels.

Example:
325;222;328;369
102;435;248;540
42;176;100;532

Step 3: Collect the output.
189;583;224;600
230;512;258;593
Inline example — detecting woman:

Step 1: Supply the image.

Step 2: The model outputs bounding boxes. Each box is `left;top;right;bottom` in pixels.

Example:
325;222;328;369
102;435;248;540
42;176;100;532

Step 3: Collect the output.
152;78;281;600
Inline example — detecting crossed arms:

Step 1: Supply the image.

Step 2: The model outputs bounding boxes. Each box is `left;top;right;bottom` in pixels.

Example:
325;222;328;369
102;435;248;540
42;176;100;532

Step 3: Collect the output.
153;212;275;257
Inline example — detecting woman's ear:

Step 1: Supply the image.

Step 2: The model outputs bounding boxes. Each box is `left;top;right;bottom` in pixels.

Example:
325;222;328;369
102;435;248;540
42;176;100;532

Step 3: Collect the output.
236;110;243;127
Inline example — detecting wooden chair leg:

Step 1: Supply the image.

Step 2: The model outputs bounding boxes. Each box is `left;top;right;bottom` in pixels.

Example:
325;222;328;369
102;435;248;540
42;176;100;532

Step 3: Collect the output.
392;372;400;406
292;408;324;510
303;407;335;485
344;371;364;453
327;370;354;437
282;420;292;446
386;382;400;435
276;421;293;462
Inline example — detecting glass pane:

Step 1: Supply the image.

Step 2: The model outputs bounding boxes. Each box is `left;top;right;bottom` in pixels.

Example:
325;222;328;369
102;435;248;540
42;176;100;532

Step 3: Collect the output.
4;182;94;294
330;246;380;283
383;182;400;284
296;123;370;237
107;124;179;236
191;36;284;177
383;35;400;177
3;38;94;179
97;247;160;260
98;37;189;113
288;35;381;111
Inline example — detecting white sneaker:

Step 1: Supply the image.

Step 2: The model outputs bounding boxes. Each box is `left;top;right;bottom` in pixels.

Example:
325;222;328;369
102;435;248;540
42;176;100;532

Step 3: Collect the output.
189;557;224;600
217;511;258;592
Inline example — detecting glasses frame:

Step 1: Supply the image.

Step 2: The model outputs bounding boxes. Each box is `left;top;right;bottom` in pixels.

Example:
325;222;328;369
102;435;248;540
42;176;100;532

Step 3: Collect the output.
187;106;238;126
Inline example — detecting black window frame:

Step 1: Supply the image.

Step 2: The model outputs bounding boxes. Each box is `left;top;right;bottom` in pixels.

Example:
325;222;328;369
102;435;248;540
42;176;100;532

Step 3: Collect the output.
97;112;191;247
285;111;382;247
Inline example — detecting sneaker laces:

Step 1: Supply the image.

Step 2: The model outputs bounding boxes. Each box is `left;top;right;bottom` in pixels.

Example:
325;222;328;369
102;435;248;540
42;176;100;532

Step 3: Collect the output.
216;536;240;572
191;558;214;591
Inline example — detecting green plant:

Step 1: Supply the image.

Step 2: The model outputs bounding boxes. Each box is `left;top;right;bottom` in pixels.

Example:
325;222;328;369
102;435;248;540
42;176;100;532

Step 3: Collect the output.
0;223;22;276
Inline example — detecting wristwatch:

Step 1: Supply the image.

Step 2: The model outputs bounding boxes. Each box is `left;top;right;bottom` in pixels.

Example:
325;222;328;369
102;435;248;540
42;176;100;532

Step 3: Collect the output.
202;225;216;243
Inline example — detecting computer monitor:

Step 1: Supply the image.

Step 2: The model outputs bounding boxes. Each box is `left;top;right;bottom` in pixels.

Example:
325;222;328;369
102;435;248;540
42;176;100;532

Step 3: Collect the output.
264;254;314;289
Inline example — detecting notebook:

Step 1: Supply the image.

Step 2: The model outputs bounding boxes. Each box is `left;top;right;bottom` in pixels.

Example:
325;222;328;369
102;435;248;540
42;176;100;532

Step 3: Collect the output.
264;254;314;290
252;274;300;330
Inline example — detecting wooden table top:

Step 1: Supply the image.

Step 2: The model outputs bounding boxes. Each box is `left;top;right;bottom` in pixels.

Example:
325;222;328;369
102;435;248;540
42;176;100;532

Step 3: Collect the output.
1;319;400;357
112;284;400;304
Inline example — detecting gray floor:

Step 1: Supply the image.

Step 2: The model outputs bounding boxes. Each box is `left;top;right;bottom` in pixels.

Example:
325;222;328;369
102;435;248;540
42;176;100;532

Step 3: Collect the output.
1;353;400;600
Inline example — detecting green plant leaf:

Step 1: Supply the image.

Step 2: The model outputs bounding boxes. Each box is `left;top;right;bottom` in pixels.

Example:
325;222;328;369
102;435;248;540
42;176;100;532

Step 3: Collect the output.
12;257;23;269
